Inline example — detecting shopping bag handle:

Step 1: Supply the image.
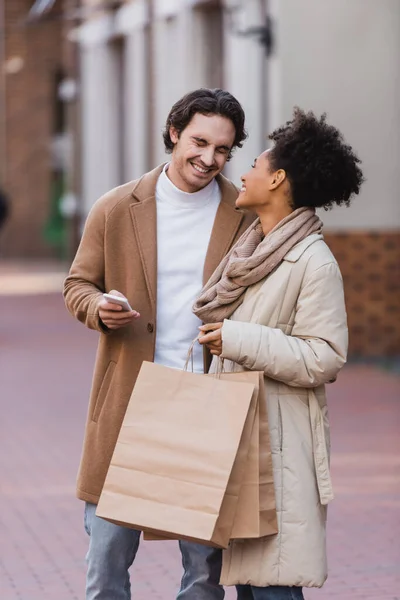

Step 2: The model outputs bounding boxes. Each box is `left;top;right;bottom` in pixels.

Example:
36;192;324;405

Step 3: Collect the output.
183;336;200;372
183;335;224;376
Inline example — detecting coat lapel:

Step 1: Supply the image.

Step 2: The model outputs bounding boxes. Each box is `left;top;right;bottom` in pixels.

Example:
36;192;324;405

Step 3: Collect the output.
129;165;164;310
129;166;244;307
203;174;243;284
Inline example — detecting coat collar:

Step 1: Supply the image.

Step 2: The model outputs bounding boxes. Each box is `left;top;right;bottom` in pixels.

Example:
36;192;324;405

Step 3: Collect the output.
130;164;165;201
283;233;324;263
128;164;244;309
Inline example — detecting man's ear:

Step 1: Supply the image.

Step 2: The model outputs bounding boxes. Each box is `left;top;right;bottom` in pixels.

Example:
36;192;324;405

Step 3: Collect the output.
169;126;179;145
270;169;286;189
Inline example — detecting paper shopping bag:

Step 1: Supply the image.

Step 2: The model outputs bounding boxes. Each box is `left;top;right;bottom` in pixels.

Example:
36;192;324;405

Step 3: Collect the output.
143;370;262;545
144;371;277;543
96;361;256;548
230;371;277;539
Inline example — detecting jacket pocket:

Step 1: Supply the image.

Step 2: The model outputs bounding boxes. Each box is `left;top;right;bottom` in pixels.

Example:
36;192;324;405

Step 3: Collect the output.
91;361;117;423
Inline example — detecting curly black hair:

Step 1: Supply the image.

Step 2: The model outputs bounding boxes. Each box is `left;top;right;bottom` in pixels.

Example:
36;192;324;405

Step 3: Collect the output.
268;107;364;210
163;88;247;161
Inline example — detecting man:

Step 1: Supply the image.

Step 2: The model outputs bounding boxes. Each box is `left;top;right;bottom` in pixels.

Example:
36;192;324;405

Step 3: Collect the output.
64;88;255;600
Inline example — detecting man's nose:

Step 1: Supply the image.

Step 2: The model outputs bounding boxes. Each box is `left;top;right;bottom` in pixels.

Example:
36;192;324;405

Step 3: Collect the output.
200;147;215;167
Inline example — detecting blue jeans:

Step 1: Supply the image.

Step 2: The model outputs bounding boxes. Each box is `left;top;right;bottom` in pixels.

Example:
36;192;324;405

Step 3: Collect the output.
84;502;224;600
236;585;304;600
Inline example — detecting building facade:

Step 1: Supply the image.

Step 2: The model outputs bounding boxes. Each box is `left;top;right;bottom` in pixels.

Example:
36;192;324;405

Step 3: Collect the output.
2;0;400;356
77;0;400;356
0;0;75;258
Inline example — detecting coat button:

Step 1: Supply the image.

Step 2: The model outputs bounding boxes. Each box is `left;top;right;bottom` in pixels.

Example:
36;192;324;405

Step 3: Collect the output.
147;323;154;333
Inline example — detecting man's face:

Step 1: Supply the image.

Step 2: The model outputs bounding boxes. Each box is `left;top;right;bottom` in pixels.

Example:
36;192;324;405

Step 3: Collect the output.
168;113;236;193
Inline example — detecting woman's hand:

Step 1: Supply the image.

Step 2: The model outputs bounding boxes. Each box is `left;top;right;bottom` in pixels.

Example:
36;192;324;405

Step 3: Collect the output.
198;322;223;356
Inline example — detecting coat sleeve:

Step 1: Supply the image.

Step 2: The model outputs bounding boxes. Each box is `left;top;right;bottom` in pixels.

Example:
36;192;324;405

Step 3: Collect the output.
220;262;348;388
63;197;109;333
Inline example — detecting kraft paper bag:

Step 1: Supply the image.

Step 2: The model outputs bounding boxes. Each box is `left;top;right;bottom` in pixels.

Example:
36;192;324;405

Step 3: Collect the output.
230;371;277;539
144;371;277;543
96;361;256;548
143;370;261;544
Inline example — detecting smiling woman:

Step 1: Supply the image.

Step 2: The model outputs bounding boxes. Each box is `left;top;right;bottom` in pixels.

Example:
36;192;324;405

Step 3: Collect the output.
194;108;364;600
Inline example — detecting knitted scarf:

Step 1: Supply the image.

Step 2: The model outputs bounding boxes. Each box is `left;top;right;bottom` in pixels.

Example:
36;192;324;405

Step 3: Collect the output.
193;207;322;323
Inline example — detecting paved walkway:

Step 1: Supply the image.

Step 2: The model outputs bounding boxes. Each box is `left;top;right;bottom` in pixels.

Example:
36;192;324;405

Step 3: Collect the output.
0;261;67;295
0;285;399;600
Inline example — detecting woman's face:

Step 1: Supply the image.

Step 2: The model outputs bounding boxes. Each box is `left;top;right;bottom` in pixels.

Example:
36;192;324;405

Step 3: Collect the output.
236;150;274;210
236;150;286;212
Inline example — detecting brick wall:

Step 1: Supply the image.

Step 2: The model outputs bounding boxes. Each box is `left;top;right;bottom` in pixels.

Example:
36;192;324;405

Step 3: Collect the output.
0;0;64;258
325;231;400;357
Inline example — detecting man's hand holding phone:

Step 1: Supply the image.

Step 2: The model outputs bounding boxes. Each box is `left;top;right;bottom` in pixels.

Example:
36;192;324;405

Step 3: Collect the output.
99;290;140;330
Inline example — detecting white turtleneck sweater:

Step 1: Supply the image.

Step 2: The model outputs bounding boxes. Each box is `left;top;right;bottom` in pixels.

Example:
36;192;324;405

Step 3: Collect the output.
154;165;221;373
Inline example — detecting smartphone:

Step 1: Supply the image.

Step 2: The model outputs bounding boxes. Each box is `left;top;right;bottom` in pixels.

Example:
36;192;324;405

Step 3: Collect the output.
103;293;133;312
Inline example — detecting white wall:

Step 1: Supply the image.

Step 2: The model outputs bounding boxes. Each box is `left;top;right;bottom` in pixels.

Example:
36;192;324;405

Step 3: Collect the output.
79;16;121;214
115;0;150;180
151;0;267;172
223;0;268;186
270;0;400;230
152;4;206;166
78;0;400;232
79;0;152;203
152;15;183;165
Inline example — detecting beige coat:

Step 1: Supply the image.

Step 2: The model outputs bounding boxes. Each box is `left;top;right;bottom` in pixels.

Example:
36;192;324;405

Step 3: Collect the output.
217;233;348;588
63;164;255;504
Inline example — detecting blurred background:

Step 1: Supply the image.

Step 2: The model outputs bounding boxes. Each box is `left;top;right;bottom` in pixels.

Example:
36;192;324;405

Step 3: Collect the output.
0;0;399;357
0;2;399;599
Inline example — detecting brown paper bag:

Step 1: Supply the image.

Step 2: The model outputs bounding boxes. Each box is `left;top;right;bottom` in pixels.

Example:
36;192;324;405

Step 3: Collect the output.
144;371;277;543
231;372;277;538
96;361;256;548
143;370;261;545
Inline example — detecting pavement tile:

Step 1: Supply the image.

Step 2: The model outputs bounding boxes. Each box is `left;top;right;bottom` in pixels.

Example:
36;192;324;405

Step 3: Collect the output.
1;293;399;600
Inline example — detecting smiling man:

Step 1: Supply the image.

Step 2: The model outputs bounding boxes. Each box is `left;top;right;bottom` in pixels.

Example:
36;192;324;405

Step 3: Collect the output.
64;88;254;600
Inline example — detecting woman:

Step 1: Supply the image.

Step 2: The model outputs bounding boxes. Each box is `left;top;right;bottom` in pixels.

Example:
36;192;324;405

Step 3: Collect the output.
194;108;364;600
